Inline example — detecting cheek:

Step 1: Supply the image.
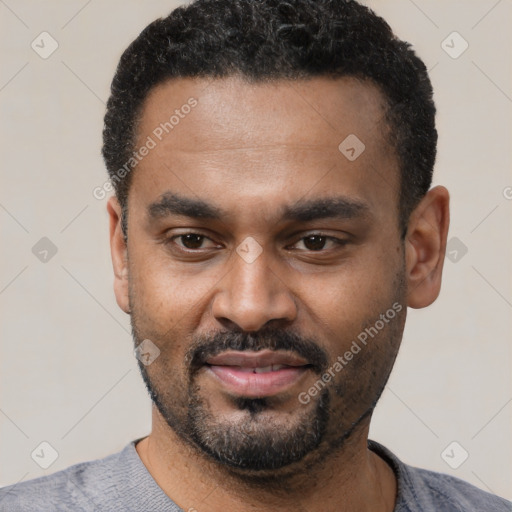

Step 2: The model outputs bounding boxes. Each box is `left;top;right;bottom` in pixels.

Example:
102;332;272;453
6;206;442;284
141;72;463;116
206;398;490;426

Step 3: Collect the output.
297;259;399;333
128;247;222;339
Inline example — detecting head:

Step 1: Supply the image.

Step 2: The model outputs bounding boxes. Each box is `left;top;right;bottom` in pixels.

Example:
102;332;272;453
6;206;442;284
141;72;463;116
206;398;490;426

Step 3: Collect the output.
104;0;449;481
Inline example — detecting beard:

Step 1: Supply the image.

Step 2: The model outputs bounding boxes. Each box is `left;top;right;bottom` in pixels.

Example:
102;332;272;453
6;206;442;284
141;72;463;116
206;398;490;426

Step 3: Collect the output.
136;328;333;473
130;272;407;478
186;374;331;472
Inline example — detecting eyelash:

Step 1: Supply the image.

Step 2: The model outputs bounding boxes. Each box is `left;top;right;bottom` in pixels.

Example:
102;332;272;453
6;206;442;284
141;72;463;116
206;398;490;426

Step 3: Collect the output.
164;232;349;253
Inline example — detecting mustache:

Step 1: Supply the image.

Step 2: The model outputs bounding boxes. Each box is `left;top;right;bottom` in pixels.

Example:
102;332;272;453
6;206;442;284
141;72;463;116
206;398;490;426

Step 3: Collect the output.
186;328;329;375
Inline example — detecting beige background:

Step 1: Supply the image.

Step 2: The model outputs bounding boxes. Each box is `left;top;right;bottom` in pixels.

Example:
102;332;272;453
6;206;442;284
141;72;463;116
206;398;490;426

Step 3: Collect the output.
1;0;511;502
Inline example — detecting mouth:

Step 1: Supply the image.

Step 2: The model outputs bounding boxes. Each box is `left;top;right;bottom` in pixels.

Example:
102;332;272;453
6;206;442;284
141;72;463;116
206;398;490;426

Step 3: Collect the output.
203;350;313;398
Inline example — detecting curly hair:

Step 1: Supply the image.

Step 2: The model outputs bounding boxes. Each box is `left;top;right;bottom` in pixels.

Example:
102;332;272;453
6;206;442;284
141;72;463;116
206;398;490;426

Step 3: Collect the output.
102;0;436;237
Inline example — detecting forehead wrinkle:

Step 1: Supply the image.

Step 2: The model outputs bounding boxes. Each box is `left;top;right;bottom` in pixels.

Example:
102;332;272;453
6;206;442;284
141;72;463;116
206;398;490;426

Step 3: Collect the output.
157;144;338;155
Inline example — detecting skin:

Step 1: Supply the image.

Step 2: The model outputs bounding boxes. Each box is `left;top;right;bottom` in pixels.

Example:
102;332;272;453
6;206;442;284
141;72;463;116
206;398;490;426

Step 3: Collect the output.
107;76;449;512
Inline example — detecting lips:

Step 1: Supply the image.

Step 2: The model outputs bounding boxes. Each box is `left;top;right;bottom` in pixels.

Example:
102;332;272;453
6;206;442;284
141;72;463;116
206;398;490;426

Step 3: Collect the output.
206;350;309;368
204;349;312;398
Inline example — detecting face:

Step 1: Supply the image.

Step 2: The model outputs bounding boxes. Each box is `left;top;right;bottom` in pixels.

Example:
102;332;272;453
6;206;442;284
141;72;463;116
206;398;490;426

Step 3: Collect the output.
111;76;413;478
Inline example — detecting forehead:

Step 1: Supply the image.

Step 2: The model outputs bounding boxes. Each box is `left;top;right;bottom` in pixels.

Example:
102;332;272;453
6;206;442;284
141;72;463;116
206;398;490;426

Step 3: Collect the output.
138;75;390;149
130;75;399;221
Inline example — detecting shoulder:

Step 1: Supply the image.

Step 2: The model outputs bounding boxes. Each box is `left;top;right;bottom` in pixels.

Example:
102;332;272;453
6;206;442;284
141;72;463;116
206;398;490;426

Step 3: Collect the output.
403;465;512;511
0;444;132;512
368;440;512;512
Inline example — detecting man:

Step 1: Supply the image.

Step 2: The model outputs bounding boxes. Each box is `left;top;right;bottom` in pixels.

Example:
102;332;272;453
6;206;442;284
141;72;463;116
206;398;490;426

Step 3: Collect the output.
1;0;510;510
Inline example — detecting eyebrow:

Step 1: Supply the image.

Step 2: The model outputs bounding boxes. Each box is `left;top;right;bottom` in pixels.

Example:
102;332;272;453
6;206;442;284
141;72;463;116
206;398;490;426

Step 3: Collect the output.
281;197;370;222
148;192;226;220
147;192;370;223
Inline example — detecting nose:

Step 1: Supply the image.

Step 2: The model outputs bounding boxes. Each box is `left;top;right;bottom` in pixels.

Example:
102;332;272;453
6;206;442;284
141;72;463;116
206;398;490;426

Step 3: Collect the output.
211;247;297;332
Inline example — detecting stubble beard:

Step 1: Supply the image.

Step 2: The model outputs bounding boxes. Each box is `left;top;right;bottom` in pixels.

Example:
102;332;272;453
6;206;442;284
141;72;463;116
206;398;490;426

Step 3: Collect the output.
130;271;407;482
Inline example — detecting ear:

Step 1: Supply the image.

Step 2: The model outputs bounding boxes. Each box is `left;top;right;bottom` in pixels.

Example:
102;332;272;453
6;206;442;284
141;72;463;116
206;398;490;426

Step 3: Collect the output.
405;186;450;309
107;196;130;314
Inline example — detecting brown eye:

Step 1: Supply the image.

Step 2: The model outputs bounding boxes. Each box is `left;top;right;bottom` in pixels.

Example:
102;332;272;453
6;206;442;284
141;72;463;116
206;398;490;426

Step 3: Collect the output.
163;231;221;255
176;233;206;249
303;235;327;251
291;234;348;252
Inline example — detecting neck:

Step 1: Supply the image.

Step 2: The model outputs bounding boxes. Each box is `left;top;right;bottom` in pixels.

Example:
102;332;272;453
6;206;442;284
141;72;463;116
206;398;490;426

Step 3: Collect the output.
136;407;397;512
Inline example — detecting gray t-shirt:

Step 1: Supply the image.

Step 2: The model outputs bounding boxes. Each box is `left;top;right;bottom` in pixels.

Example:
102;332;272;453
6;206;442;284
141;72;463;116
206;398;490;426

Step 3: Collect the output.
0;439;510;511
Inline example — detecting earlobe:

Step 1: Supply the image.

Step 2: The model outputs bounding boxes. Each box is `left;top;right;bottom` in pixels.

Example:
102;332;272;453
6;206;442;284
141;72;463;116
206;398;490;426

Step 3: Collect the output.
107;196;130;314
405;186;450;309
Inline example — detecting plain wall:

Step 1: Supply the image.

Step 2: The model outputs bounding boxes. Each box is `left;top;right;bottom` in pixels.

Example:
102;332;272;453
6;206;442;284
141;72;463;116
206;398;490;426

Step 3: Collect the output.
1;0;511;501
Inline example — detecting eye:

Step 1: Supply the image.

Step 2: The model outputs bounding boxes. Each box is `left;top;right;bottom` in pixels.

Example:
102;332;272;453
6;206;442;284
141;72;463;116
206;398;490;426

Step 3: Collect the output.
168;233;218;251
290;234;348;251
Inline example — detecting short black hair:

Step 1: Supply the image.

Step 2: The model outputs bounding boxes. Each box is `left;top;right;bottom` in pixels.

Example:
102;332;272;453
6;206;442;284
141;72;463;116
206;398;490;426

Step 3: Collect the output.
102;0;436;238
